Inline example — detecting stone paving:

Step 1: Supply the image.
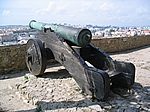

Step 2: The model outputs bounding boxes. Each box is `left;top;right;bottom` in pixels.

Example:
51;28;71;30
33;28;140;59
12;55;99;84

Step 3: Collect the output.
13;63;150;112
1;46;150;112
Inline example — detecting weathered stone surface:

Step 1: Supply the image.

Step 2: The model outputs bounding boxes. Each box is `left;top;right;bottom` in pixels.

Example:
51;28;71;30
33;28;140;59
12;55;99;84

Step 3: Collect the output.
12;62;150;112
92;35;150;52
0;44;26;74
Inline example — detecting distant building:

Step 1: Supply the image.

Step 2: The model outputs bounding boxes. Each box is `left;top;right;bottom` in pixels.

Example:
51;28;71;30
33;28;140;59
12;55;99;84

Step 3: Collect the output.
13;29;38;42
130;30;137;36
0;34;13;42
144;30;150;35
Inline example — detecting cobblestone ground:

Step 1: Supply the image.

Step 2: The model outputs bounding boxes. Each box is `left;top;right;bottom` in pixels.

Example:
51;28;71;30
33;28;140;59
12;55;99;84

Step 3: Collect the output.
14;60;150;112
1;46;150;112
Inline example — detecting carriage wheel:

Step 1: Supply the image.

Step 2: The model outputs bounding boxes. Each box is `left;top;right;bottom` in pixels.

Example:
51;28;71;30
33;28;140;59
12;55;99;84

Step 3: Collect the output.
25;38;47;76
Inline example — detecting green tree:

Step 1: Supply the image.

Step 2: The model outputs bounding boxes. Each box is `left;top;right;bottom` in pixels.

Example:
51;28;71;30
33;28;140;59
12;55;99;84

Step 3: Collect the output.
109;29;115;33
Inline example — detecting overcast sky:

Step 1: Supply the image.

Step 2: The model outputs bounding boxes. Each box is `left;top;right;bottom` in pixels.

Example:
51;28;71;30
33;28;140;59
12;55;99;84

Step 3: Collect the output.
0;0;150;26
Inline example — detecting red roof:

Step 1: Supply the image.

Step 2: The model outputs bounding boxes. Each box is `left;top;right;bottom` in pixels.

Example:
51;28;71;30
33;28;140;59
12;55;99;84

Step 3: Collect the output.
144;30;150;33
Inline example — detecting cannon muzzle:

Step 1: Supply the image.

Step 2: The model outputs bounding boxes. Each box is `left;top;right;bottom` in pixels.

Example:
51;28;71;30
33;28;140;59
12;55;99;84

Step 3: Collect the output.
29;20;92;47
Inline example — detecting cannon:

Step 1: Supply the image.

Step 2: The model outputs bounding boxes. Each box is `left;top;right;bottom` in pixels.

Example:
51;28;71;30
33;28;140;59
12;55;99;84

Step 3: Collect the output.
25;20;135;100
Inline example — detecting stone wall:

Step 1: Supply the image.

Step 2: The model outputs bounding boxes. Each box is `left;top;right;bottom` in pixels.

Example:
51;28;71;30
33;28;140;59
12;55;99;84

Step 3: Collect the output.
0;44;26;74
92;35;150;52
0;35;150;74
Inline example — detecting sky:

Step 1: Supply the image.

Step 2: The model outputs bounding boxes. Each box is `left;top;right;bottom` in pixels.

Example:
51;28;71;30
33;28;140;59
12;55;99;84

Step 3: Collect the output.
0;0;150;26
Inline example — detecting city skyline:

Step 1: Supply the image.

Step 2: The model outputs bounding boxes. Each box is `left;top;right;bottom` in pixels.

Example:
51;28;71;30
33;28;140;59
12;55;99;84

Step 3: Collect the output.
1;0;150;26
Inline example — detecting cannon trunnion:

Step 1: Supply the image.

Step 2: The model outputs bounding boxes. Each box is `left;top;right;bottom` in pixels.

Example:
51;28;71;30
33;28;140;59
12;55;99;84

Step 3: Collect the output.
25;20;135;100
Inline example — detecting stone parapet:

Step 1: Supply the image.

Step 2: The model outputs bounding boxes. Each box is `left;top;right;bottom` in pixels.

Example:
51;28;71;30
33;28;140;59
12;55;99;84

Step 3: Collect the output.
0;45;26;74
91;35;150;52
0;35;150;74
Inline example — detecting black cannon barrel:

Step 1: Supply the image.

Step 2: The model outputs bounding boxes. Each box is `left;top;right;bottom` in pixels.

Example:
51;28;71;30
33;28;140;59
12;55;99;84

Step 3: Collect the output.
29;20;92;47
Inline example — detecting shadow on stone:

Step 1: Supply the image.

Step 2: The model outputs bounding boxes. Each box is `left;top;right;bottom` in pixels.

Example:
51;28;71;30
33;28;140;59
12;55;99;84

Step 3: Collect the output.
111;82;143;98
16;98;103;112
39;69;72;79
0;71;28;80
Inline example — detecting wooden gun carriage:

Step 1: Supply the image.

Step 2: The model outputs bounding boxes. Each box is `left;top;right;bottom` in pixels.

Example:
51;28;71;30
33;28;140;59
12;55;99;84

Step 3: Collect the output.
25;20;135;100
